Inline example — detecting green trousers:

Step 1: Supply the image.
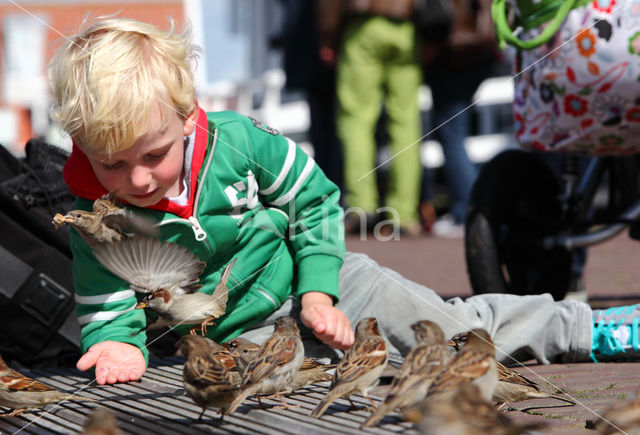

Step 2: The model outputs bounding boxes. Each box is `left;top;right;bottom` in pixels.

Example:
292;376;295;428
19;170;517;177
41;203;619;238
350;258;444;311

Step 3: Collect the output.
337;15;423;225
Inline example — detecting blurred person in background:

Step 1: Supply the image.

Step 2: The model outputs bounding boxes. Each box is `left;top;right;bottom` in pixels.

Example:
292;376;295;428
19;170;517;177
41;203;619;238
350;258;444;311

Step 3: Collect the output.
319;0;423;237
422;0;498;238
277;0;344;194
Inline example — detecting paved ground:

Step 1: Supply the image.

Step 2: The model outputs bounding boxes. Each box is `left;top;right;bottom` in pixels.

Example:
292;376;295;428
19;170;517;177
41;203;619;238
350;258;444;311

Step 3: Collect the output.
346;232;640;434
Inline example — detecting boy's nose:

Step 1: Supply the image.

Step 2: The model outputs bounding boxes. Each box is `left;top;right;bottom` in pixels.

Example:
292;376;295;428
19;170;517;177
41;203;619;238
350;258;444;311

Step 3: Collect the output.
129;165;151;188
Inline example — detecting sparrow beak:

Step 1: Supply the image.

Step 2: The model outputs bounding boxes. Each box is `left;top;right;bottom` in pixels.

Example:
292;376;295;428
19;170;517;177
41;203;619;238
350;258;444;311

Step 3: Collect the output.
135;301;148;309
447;339;456;347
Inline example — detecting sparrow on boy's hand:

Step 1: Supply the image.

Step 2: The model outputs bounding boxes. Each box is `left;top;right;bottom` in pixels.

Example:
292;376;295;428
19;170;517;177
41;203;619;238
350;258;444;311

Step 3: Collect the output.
311;317;388;418
94;236;236;335
449;331;575;408
82;407;122;435
177;335;239;422
427;328;497;402
362;320;451;428
0;355;95;417
52;193;157;249
225;316;304;415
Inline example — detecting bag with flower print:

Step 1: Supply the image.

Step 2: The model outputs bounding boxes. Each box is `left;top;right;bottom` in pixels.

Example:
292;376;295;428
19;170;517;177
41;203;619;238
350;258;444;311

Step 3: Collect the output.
493;0;640;155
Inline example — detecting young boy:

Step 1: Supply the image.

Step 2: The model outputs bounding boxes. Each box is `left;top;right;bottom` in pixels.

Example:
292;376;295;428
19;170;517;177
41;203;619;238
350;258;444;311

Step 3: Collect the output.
50;18;638;385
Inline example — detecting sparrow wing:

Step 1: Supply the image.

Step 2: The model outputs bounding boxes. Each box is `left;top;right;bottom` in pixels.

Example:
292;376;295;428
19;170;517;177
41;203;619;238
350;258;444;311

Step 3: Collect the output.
210;258;236;308
429;351;492;395
498;362;540;390
333;337;387;385
2;368;58;393
185;354;234;388
389;344;449;394
242;335;298;386
94;236;205;293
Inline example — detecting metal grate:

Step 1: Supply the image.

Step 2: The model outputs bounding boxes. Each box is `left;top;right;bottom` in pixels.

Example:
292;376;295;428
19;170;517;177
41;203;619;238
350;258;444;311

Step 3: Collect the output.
0;357;416;434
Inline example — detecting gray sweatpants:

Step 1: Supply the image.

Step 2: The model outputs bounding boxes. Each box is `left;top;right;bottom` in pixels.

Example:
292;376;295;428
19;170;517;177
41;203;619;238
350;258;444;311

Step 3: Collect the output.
239;252;593;365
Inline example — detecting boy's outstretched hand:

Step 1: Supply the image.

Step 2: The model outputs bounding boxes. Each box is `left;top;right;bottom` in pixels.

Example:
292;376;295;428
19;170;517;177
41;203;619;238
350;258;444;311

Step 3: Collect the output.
76;341;146;385
301;292;354;350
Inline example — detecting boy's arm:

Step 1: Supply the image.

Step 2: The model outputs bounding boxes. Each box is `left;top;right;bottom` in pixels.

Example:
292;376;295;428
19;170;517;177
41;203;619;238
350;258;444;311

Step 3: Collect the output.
248;123;345;302
69;207;149;381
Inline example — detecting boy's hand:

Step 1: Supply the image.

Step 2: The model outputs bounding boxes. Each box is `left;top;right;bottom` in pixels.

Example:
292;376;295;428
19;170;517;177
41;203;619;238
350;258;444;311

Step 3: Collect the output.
300;292;354;350
76;341;146;385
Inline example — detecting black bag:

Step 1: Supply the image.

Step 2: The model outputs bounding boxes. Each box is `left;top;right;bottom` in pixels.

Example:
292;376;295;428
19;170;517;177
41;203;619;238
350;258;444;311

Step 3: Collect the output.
414;0;453;43
0;139;81;368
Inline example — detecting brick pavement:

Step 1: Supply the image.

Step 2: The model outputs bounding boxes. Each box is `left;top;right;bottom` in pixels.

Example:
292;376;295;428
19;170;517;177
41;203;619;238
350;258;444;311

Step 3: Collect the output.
346;232;640;434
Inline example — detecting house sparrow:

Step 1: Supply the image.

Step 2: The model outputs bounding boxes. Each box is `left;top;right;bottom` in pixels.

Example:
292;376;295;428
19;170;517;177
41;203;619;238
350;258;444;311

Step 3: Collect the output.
427;328;497;402
0;355;95;417
225;316;304;414
310;317;388;418
177;335;239;422
52;193;157;249
449;331;575;408
224;337;333;390
362;320;452;428
82;407;122;435
589;388;640;434
94;236;236;335
404;382;544;435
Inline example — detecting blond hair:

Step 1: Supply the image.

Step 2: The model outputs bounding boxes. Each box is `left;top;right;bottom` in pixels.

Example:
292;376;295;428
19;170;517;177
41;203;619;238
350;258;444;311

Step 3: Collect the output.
48;17;198;155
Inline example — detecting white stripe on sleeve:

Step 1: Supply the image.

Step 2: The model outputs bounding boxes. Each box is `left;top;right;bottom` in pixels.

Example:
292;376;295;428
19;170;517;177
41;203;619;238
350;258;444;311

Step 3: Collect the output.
271;157;315;206
77;306;136;326
259;138;297;196
75;290;135;305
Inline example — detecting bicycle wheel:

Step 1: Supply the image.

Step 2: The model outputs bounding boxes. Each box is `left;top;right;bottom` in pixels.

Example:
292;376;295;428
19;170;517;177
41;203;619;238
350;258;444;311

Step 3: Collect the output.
465;150;572;300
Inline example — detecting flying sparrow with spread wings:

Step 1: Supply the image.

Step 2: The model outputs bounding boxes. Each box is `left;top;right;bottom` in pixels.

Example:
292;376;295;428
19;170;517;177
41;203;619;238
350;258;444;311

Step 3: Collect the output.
448;331;575;408
177;335;239;422
0;355;95;417
93;236;236;335
225;316;304;414
52;193;157;249
311;317;388;418
362;320;452;428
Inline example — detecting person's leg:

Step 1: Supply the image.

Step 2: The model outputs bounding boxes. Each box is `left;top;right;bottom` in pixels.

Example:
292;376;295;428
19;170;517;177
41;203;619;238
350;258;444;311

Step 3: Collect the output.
336;252;592;364
430;72;478;224
383;20;423;227
337;16;385;217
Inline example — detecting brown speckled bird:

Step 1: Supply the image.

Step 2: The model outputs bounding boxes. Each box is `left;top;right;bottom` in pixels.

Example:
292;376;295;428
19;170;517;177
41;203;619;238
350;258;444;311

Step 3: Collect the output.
427;329;497;402
590;388;640;434
0;355;95;417
224;337;334;389
362;320;452;428
449;331;575;408
82;407;122;435
177;335;239;422
94;236;236;335
311;317;388;418
225;316;304;414
52;193;157;249
404;382;545;435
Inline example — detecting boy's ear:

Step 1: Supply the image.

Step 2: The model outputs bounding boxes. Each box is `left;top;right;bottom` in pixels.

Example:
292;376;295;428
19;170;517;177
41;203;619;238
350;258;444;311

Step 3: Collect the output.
183;107;198;136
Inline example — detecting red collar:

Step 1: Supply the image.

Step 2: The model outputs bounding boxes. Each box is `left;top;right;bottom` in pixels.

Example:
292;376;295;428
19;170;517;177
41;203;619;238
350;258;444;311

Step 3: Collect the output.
63;107;209;218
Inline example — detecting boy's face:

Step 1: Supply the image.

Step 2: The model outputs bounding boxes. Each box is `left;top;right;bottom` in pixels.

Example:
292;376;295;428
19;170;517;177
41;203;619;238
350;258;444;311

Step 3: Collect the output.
84;107;197;208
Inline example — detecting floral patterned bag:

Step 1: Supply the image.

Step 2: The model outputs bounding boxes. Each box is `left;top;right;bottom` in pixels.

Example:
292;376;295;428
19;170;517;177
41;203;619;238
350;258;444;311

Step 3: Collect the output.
494;0;640;155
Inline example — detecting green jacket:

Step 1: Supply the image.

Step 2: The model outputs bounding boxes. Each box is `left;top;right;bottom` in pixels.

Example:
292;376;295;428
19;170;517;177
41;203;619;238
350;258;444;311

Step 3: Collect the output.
63;109;345;362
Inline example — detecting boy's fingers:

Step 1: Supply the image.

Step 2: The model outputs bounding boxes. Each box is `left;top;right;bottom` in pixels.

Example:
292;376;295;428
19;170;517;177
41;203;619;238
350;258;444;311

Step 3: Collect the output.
76;350;99;371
